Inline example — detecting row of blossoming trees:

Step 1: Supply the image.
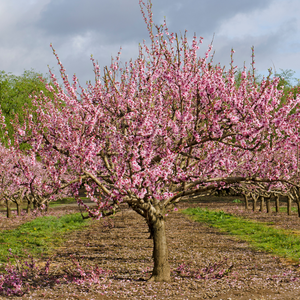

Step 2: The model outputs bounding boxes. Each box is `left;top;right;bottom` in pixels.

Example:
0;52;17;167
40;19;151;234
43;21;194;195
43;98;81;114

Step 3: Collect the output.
1;0;300;282
0;143;74;217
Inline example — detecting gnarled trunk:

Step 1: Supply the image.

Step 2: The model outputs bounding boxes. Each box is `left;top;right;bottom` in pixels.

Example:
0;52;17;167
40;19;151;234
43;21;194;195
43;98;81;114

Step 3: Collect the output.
148;215;170;282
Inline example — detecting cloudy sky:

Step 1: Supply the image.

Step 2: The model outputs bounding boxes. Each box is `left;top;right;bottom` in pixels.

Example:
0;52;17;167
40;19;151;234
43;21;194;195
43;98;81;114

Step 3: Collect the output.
1;0;300;86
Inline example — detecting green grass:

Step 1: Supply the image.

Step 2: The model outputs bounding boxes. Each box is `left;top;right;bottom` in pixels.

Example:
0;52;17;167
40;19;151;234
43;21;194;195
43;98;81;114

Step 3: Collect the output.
0;197;89;211
49;197;93;207
271;206;298;213
183;207;300;261
48;197;77;207
0;213;90;263
232;199;242;203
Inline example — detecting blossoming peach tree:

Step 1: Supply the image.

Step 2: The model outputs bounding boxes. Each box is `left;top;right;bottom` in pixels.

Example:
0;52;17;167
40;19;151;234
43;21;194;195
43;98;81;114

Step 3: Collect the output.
5;0;300;282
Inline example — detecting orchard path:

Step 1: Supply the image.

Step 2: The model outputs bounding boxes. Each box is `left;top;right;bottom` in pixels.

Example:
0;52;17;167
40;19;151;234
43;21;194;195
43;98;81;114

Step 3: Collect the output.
12;197;300;300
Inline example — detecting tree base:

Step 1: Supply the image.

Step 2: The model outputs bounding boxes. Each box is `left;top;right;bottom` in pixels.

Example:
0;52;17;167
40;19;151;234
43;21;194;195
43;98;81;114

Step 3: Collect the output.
148;274;171;282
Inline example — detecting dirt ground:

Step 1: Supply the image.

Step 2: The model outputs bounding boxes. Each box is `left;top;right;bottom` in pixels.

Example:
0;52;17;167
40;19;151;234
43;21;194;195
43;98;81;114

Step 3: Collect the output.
3;196;300;300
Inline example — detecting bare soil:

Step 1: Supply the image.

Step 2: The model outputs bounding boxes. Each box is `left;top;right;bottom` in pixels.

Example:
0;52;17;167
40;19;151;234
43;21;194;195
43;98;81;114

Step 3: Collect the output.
3;196;300;300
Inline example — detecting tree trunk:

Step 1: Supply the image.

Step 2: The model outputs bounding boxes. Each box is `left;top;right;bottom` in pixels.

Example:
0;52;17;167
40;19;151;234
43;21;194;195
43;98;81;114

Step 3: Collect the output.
252;195;257;211
260;196;264;212
243;194;249;210
148;216;170;282
147;220;154;239
266;197;271;214
6;200;11;218
33;200;38;210
16;202;21;216
275;195;280;213
45;202;49;212
297;200;300;218
287;196;292;216
297;188;300;218
27;199;32;214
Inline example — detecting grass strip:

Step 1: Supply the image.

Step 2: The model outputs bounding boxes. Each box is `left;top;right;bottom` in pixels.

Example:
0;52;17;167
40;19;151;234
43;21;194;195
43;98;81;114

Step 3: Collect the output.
48;197;77;207
0;213;89;263
183;207;300;261
0;197;89;211
272;206;298;213
49;197;91;208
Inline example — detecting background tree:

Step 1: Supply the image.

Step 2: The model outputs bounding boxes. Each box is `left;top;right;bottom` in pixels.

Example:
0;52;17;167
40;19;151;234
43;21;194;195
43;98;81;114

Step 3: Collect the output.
275;68;300;105
235;67;300;106
0;69;56;144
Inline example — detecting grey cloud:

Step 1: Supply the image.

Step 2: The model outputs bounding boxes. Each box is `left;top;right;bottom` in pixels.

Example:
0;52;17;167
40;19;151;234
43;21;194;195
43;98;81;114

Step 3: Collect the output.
37;0;146;43
151;0;273;36
37;0;274;44
33;0;276;83
212;17;300;75
1;0;300;85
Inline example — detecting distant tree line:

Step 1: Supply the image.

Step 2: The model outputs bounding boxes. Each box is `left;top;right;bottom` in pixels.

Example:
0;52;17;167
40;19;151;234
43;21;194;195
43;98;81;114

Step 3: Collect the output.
0;69;56;143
